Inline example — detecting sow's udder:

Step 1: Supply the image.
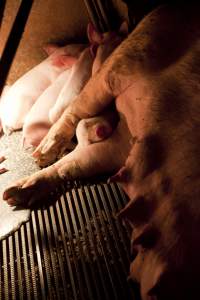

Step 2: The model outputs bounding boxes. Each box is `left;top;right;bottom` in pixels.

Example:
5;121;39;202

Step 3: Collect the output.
113;64;200;299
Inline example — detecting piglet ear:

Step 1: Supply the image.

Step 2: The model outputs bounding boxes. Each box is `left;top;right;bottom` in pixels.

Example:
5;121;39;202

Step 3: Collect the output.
87;22;103;44
43;43;60;56
119;20;129;36
51;55;77;68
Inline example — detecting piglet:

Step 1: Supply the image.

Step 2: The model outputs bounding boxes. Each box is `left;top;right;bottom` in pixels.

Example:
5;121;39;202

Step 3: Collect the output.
22;68;72;148
0;43;85;135
49;46;94;123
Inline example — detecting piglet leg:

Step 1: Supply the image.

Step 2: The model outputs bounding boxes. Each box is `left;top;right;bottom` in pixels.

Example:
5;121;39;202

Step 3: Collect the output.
3;120;131;207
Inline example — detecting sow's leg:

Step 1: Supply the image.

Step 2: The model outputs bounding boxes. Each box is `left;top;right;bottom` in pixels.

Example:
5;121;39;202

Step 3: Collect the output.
3;119;131;207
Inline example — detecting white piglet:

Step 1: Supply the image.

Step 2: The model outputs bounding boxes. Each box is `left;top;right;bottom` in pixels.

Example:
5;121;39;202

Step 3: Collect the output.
0;43;85;135
22;68;72;147
49;46;94;123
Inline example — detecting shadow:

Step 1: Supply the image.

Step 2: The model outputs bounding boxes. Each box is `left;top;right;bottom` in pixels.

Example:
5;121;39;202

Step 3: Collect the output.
12;188;63;211
0;0;6;30
0;0;33;96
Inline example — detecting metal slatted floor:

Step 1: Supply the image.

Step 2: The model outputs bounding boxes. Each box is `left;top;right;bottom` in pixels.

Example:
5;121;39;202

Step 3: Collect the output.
0;182;140;300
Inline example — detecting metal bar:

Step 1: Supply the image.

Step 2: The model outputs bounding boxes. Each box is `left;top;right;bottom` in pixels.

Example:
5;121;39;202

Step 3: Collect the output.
90;185;127;298
2;240;9;300
49;205;69;297
31;211;46;300
56;197;80;300
0;241;2;300
102;184;137;299
37;210;54;299
60;193;89;300
26;221;38;300
83;0;108;32
97;184;130;272
20;225;31;300
110;183;132;238
8;236;16;300
15;231;24;300
43;208;61;300
103;183;131;259
0;0;33;95
14;231;24;300
114;182;129;207
83;185;118;300
83;0;101;31
95;0;110;29
0;0;6;30
78;187;110;300
69;189;95;300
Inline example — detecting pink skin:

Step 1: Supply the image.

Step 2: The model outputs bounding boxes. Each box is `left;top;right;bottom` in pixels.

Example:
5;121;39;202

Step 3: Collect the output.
49;47;94;123
87;21;129;75
0;43;85;135
22;22;127;147
73;22;128;148
22;68;72;148
22;22;128;148
3;118;131;206
75;108;119;147
49;22;128;123
0;109;2;136
3;5;200;298
0;85;10;135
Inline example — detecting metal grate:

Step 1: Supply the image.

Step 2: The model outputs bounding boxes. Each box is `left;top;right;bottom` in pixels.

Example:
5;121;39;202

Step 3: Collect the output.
0;182;140;300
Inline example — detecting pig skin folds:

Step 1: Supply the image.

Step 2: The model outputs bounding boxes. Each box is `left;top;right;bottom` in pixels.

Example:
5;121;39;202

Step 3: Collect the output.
3;3;200;300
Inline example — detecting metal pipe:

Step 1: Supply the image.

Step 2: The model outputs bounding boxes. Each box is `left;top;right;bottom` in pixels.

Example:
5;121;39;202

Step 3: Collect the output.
0;0;33;96
0;0;6;30
83;0;109;32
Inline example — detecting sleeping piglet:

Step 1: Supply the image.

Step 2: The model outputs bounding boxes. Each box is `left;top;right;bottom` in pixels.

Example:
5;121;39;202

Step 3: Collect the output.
23;44;94;148
0;43;85;135
48;46;94;124
22;68;72;148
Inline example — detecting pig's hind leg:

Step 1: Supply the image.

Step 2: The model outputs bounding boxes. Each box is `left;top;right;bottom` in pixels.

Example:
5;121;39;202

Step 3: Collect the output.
3;120;131;207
